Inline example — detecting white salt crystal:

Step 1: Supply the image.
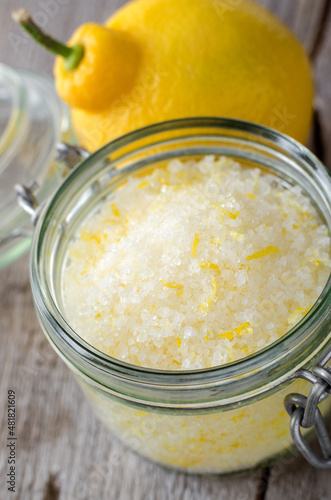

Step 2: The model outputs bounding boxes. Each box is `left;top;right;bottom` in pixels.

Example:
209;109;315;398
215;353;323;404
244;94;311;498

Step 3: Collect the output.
62;156;331;370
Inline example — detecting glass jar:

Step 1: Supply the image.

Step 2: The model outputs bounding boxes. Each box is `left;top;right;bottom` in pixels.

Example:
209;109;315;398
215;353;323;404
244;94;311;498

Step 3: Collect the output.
29;118;331;474
0;63;72;269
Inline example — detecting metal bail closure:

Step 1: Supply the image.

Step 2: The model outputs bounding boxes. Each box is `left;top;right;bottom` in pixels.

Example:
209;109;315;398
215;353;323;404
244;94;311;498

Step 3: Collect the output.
284;344;331;468
15;143;89;227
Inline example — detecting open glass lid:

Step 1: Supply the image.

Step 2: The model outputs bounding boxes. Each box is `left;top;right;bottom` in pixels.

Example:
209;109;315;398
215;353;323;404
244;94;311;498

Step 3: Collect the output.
0;63;72;270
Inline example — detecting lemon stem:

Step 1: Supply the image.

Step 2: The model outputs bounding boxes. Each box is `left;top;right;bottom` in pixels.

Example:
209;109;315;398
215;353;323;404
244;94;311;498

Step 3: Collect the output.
12;9;84;71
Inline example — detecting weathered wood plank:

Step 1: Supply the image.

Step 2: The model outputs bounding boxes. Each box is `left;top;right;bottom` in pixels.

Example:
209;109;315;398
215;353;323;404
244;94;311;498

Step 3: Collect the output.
265;452;331;500
314;2;331;170
0;1;329;500
259;0;327;53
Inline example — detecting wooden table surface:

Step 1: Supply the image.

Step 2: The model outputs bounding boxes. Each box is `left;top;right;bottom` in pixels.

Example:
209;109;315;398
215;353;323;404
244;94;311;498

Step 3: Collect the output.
1;1;331;499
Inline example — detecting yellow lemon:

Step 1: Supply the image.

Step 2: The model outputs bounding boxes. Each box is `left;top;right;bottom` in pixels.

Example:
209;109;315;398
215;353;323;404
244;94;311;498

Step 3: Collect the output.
70;0;313;151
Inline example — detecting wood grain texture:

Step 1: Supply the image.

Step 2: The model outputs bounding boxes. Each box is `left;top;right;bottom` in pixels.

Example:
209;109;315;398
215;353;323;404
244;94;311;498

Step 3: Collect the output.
314;2;331;171
0;1;330;499
259;0;327;53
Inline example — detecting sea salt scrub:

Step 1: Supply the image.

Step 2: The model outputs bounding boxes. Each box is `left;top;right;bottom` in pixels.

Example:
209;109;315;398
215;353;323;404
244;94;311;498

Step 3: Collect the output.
62;156;331;370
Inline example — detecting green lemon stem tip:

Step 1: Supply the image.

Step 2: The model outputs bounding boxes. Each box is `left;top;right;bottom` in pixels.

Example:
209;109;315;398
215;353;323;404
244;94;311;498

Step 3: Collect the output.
12;8;84;71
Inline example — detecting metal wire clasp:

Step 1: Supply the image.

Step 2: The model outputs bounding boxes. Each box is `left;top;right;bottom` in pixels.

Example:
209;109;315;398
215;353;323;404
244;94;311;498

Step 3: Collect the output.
15;143;89;227
284;345;331;468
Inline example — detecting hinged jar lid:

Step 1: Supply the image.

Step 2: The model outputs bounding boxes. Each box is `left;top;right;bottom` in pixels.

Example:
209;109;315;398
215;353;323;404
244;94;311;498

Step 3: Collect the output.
0;63;72;270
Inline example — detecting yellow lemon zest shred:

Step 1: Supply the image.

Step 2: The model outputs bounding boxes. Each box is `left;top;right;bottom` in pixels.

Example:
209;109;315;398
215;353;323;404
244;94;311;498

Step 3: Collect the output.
226;346;236;361
219;321;253;340
137;180;149;189
192;233;200;257
287;201;310;220
246;246;281;260
219;331;234;341
80;229;101;244
177;337;181;348
234;322;253;335
160;280;183;294
200;262;220;270
204;331;211;341
239;264;250;271
221;208;239;219
278;206;288;217
288;307;305;325
230;231;244;240
288;306;311;325
111;203;120;217
210;237;222;246
198;277;217;310
245;193;255;199
212;203;239;220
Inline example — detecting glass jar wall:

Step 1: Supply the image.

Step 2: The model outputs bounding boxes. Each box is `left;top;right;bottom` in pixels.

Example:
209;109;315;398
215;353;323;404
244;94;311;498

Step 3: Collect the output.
0;64;71;269
30;118;331;473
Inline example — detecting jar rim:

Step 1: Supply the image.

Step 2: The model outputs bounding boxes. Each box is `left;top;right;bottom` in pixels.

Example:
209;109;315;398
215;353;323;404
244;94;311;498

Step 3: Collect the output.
30;117;331;405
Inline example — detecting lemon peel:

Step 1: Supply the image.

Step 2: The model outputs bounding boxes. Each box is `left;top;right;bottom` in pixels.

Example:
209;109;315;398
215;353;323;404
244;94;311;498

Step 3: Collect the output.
219;322;253;341
198;277;217;311
246;246;281;261
192;233;200;257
